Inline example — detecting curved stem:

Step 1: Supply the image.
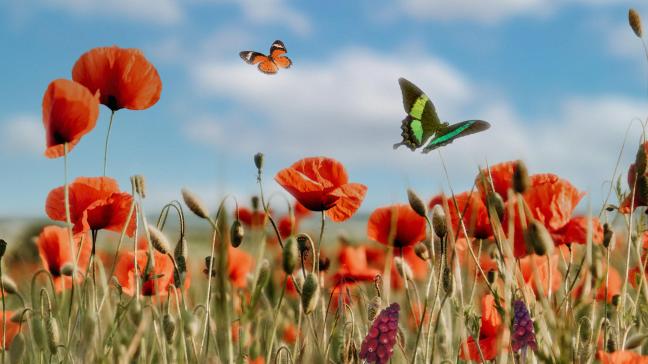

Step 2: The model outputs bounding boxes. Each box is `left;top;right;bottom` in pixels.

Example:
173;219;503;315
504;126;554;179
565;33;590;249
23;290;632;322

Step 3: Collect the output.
103;111;115;176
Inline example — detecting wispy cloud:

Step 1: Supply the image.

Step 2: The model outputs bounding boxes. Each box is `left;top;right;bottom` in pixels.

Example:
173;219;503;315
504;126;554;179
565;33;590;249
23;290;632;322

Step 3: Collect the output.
395;0;550;24
39;0;184;25
1;114;44;157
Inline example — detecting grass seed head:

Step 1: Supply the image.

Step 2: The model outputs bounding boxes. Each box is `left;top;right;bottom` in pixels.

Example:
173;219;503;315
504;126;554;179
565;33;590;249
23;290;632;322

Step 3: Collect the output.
46;317;60;354
181;188;210;219
407;188;427;217
148;225;171;254
629;8;643;38
132;174;146;198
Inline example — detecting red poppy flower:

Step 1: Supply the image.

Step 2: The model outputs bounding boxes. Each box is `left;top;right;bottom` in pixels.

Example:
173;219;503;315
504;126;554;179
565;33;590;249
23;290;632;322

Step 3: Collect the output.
277;201;312;238
228;245;254;289
72;46;162;111
0;311;20;350
551;216;603;246
459;294;504;361
598;350;648;364
37;226;92;292
574;264;622;303
282;324;298;344
42;79;99;158
505;173;585;258
476;160;516;199
235;207;268;228
367;204;426;248
275;157;367;222
364;245;428;289
619;141;648;213
519;253;562;296
113;249;175;296
429;192;491;239
332;245;381;284
45;176;135;236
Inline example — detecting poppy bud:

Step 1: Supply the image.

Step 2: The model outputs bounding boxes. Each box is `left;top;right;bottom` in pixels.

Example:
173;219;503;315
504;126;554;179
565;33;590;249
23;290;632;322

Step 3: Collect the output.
524;220;554;256
442;266;453;295
432;205;447;238
414;243;430;261
32;319;47;350
394;257;413;281
254;152;264;172
183;311;200;337
296;234;313;257
230;220;245;248
579;320;592;342
130;300;143;324
367;296;382;321
9;333;25;363
251;196;260;211
513;160;530;194
1;276;18;295
319;256;331;272
629;9;643;38
163;313;176;344
487;192;505;221
0;239;7;259
148;225;171;254
487;269;498;285
606;336;617;352
60;263;75;277
181;188;210;219
301;272;320;314
624;333;648;349
407;188;427;217
602;223;613;248
611;294;620;307
282;237;298;274
46;316;60;354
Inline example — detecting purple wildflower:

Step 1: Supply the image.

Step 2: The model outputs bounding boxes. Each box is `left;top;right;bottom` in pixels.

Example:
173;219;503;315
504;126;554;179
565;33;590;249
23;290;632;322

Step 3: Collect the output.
360;303;399;364
512;300;537;353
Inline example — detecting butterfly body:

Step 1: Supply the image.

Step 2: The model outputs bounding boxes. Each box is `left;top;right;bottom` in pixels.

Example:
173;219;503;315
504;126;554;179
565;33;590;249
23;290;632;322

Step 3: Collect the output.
394;78;490;153
239;40;292;75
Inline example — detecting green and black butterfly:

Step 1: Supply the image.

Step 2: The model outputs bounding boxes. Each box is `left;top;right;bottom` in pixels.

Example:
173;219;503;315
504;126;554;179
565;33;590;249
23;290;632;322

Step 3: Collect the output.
393;78;490;153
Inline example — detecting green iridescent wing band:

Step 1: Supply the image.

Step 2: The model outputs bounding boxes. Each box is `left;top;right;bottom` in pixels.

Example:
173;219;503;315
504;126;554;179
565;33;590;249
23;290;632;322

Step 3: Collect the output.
421;120;491;153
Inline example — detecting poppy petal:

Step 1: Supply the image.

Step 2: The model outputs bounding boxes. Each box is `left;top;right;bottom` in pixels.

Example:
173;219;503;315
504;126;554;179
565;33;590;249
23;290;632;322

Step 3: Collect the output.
326;183;367;222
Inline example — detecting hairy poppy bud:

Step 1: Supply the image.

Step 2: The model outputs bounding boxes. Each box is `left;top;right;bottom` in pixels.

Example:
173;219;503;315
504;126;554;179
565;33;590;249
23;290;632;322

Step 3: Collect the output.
251;196;260;211
407;189;427;217
629;8;643;38
183;311;200;337
1;276;18;295
282;237;298;274
148;225;171;254
163;313;176;344
606;336;617;352
487;269;498;285
525;220;554;256
602;223;613;248
254;152;264;172
513;160;530;194
414;243;430;261
60;263;74;277
0;239;7;259
319;256;331;272
46;316;60;354
9;333;25;363
442;266;454;295
394;257;413;281
487;192;505;221
130;300;142;324
230;220;244;248
181;188;210;219
432;205;447;238
301;272;320;314
296;234;313;257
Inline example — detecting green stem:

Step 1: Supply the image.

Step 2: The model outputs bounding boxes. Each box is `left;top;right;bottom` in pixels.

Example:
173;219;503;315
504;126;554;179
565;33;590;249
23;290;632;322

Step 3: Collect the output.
63;143;78;344
265;275;288;363
103;111;115;176
0;264;5;364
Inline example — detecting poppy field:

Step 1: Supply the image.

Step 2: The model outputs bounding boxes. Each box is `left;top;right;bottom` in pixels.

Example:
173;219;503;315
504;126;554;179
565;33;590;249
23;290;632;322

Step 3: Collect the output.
3;6;648;364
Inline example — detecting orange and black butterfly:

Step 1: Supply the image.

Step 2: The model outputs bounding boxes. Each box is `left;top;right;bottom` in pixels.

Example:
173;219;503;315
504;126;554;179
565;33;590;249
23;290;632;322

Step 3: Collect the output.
239;40;292;75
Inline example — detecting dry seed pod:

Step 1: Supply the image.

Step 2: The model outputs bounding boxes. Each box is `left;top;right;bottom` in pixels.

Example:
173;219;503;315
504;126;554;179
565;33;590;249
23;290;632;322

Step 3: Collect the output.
513;160;530;194
254;152;264;171
414;243;430;261
301;272;320;314
432;205;447;238
181;188;210;219
1;276;18;295
148;225;171;254
230;220;244;248
46;317;60;354
163;314;176;344
629;9;643;38
407;188;427;217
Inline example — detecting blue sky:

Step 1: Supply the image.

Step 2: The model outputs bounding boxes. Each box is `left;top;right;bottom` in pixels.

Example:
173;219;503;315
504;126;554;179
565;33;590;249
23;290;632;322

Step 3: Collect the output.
1;0;648;217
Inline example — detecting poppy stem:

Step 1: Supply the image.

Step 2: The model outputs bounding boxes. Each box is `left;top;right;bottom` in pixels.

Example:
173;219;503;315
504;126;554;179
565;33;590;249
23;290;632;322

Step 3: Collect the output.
103;110;115;176
315;211;325;275
63;142;78;343
0;262;5;364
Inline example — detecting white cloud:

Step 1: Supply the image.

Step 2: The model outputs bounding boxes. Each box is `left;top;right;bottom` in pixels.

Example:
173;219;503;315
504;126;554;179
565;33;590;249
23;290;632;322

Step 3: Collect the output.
397;0;551;24
1;114;44;156
184;47;648;208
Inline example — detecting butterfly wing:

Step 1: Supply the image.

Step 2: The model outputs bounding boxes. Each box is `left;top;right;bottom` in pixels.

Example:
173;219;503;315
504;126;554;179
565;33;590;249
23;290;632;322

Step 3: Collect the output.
421;120;490;153
393;78;442;150
239;51;267;65
269;40;292;69
257;59;279;74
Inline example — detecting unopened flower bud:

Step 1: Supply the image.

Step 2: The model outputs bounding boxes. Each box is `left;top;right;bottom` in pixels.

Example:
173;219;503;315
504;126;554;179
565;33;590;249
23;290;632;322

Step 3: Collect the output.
513;160;530;194
46;317;60;354
251;196;260;211
163;313;176;344
606;336;617;352
1;276;18;295
148;225;171;254
296;234;313;257
629;8;643;38
301;272;320;314
0;239;7;259
487;192;505;221
60;263;74;277
414;243;430;261
524;220;554;256
254;153;264;172
282;237;298;274
442;266;454;295
602;223;613;248
230;220;244;248
407;189;427;217
432;205;447;238
487;270;498;285
182;188;210;219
